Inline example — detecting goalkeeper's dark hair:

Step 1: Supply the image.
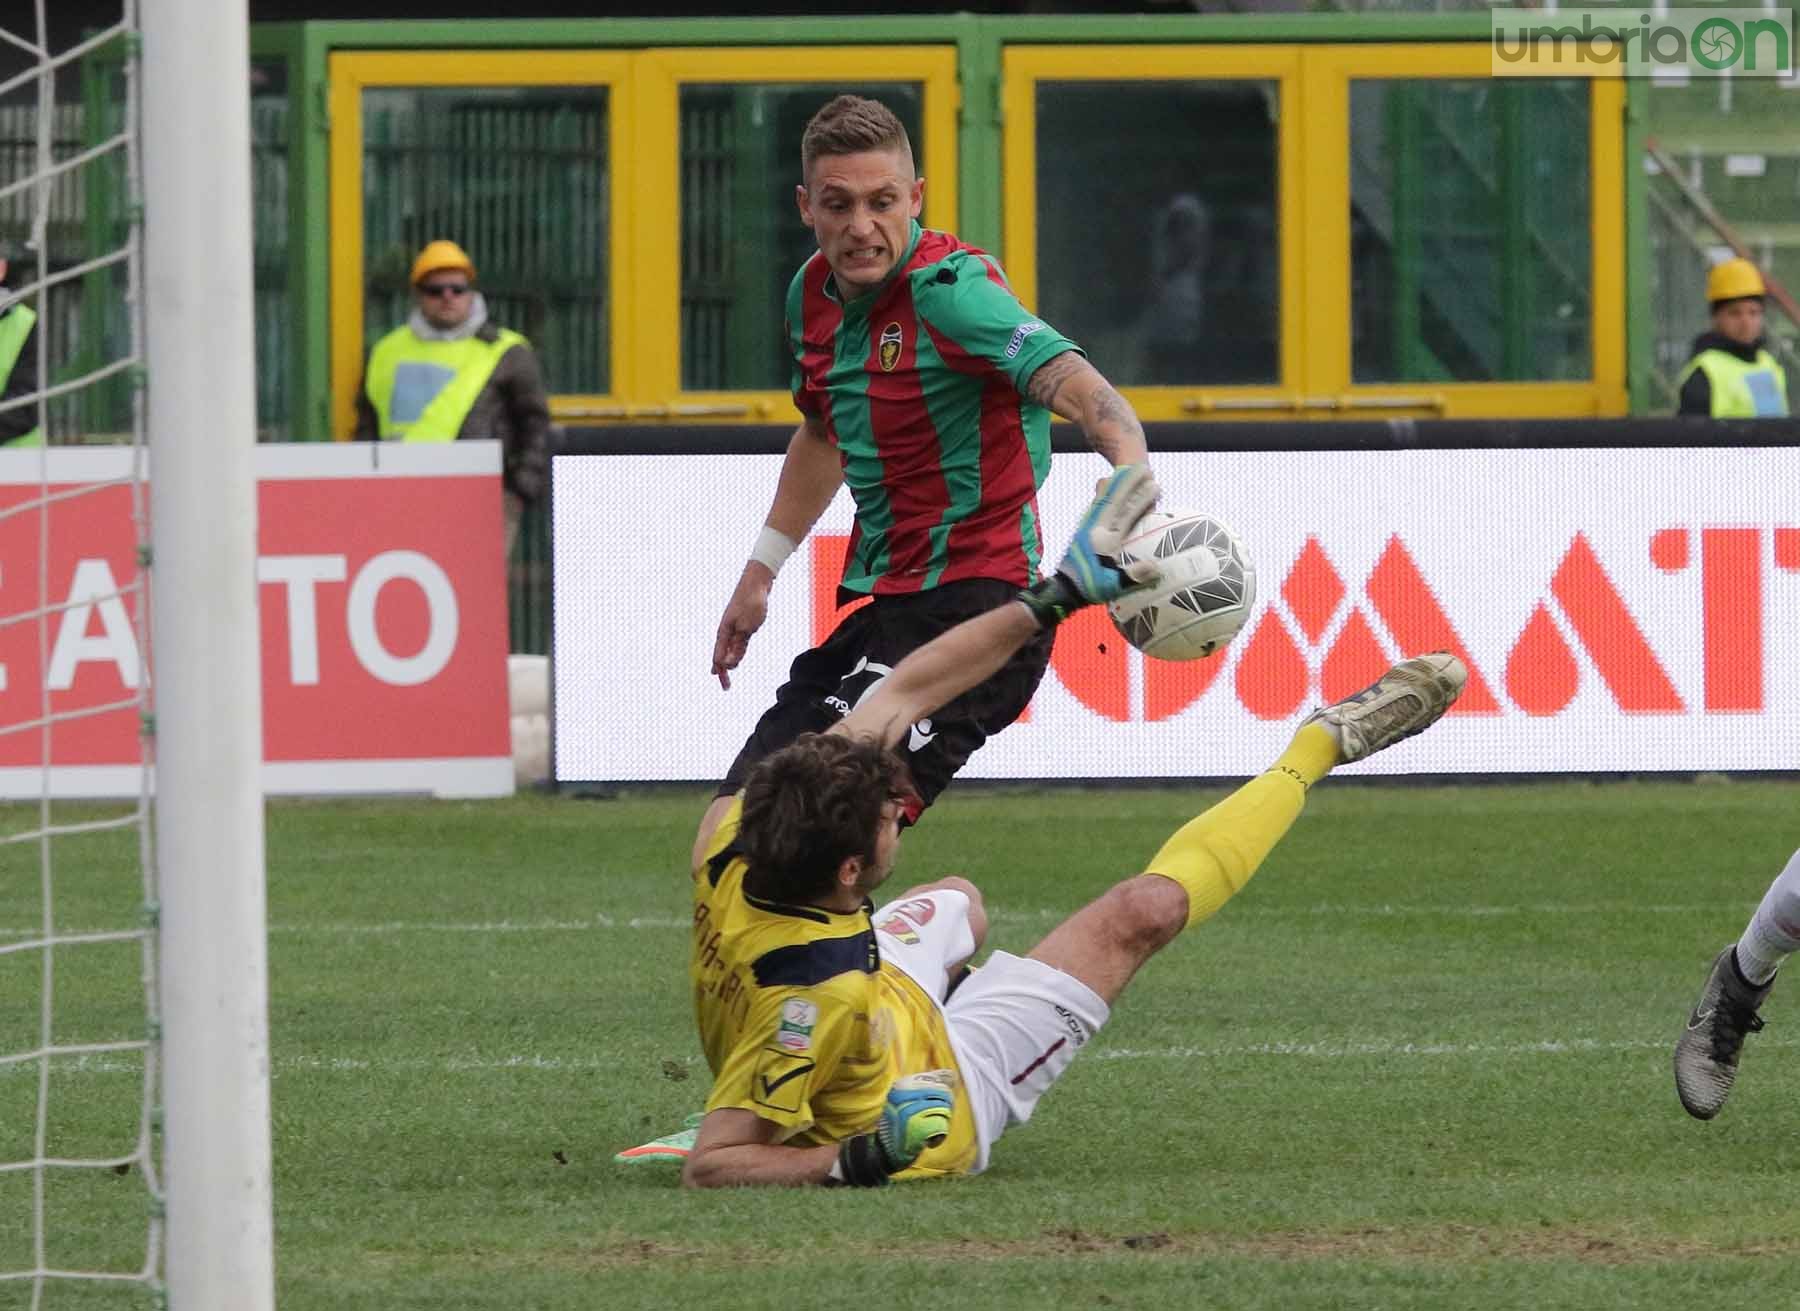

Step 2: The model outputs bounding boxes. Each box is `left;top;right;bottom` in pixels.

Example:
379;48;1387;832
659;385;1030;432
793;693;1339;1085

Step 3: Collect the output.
739;733;912;905
800;95;914;182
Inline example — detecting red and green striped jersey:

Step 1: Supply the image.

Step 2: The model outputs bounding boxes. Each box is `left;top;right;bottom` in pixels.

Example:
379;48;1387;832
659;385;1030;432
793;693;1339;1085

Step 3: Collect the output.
786;220;1079;595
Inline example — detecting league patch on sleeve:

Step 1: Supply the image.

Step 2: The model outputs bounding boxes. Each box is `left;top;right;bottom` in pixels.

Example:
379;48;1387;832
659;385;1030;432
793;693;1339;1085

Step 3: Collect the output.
777;997;818;1052
752;1048;816;1114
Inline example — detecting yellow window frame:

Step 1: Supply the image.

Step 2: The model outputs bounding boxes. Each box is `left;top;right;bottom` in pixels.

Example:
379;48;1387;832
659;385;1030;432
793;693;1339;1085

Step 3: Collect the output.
1002;45;1306;422
1002;43;1626;421
1301;45;1627;418
328;51;636;439
631;46;961;425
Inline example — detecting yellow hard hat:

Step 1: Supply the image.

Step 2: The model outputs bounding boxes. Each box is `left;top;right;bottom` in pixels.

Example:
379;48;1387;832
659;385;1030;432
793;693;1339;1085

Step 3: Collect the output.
1706;257;1766;304
410;239;476;286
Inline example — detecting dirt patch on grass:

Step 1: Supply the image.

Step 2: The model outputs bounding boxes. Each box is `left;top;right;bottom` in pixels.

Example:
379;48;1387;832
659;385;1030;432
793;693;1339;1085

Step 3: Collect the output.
945;1224;1798;1266
413;1225;1798;1273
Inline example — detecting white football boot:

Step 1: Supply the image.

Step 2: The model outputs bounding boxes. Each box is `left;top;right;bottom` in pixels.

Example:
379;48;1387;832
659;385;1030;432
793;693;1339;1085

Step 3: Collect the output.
1301;652;1468;763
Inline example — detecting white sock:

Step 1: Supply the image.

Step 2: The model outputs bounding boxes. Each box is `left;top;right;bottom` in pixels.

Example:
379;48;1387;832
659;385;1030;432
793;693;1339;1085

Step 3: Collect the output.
1734;848;1800;986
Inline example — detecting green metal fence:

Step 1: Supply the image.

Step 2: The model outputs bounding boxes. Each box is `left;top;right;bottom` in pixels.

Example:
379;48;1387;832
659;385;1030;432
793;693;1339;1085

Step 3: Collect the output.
251;62;293;441
512;503;551;656
1;59;294;442
358;86;610;398
0;98;93;441
1350;79;1591;385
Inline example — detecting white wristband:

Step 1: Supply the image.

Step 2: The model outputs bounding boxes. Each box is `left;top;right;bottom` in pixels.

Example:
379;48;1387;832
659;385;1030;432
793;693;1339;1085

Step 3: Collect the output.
749;525;799;576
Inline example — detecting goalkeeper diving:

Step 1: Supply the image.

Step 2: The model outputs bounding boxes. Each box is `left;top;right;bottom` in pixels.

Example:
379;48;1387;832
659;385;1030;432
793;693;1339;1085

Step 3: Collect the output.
681;465;1467;1186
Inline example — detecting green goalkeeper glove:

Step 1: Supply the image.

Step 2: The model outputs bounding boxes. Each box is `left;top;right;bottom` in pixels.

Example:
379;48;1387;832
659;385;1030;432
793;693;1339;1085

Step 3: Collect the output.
832;1070;956;1187
1018;463;1162;629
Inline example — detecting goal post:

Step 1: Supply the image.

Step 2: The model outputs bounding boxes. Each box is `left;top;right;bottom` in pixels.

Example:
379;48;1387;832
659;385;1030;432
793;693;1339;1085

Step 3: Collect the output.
142;0;275;1304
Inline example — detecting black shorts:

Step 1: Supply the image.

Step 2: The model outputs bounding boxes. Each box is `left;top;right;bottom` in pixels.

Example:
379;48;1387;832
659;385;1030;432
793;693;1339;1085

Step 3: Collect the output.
718;578;1053;818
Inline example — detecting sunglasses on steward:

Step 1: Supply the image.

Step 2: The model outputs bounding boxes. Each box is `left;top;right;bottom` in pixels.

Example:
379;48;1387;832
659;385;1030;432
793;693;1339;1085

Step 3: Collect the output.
418;282;470;298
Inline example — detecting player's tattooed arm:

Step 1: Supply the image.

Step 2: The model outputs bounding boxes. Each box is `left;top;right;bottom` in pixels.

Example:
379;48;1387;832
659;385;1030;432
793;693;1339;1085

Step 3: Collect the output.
1024;351;1086;411
1024;350;1149;467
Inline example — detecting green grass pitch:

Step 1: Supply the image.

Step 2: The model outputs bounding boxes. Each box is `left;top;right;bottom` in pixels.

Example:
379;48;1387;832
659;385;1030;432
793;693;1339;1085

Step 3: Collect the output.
3;780;1799;1309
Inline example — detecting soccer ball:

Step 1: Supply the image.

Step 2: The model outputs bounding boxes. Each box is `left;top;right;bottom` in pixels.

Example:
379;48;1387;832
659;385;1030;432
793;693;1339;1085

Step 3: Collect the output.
1106;511;1256;661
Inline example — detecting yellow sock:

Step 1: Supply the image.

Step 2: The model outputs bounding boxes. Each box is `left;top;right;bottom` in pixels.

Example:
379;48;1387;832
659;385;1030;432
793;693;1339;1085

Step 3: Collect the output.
1146;723;1340;929
1274;723;1340;790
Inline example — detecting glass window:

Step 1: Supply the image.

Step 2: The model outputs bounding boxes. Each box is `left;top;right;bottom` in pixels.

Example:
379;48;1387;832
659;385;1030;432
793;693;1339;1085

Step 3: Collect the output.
0;44;136;442
1034;80;1280;387
1645;78;1800;398
678;83;924;392
250;58;290;440
361;86;609;395
1350;79;1590;384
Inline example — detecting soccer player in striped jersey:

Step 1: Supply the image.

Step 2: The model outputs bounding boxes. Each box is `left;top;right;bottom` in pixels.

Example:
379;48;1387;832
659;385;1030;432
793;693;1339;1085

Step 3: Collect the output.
699;94;1154;864
675;466;1467;1187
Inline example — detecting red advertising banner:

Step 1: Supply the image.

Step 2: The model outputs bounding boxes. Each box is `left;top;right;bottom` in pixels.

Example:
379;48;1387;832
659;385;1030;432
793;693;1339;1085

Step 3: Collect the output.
0;444;511;798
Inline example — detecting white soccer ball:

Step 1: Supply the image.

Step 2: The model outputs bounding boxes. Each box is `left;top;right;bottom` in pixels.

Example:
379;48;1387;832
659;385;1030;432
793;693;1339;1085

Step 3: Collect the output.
1106;510;1256;661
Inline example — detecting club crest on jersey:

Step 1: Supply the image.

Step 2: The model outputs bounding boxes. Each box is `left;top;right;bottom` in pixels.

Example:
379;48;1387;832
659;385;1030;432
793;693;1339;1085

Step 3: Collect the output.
878;321;903;372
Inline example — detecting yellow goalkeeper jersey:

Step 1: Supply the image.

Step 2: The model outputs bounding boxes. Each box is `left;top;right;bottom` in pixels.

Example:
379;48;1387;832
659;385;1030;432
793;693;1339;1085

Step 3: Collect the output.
691;795;978;1179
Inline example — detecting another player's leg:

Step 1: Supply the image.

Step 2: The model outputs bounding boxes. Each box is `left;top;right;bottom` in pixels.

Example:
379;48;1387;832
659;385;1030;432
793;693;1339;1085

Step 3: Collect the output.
875;877;989;999
939;654;1467;1170
1673;848;1799;1119
1028;652;1468;1002
612;1112;706;1165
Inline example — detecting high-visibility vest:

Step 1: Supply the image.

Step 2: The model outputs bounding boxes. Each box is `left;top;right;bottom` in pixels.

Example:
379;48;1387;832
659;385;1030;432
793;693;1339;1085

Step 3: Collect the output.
364;324;526;441
1676;346;1790;418
0;304;43;447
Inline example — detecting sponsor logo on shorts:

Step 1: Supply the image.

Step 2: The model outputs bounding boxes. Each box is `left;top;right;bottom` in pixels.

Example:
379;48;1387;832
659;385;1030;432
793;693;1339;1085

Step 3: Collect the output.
1054;1004;1089;1048
876;896;937;945
1004;321;1045;359
879;322;904;372
876;916;920;945
907;718;938;753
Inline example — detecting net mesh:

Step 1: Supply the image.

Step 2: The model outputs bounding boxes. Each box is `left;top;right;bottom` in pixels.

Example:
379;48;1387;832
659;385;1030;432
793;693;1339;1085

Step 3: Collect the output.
0;1;163;1304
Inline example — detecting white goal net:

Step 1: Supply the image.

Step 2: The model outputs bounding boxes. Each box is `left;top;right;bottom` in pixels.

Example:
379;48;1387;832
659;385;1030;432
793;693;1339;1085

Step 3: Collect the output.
1;2;161;1303
1;2;273;1306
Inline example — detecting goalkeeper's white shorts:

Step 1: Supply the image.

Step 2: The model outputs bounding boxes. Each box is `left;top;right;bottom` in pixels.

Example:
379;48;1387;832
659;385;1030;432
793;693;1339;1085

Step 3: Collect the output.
875;888;1111;1175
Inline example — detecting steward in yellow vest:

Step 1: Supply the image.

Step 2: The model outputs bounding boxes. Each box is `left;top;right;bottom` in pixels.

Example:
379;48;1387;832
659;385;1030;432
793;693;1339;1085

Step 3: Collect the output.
353;240;549;507
0;249;44;447
1677;258;1790;418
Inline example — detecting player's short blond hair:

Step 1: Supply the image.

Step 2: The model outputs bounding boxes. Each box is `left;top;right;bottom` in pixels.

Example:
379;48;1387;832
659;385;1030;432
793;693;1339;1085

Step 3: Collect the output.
800;95;914;183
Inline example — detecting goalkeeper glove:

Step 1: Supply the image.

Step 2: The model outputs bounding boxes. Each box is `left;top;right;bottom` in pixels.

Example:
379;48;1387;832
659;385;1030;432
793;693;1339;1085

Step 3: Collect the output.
832;1070;956;1187
1017;462;1163;629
